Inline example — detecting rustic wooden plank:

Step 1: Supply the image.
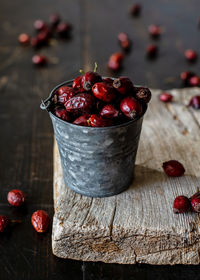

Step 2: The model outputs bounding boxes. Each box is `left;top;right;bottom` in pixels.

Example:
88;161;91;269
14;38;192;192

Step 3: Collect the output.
52;87;200;265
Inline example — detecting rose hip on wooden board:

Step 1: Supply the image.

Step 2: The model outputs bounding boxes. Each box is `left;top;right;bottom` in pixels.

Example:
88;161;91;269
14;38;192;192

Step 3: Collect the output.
18;33;30;45
57;86;76;104
55;107;71;121
146;44;158;57
34;20;47;32
65;93;95;114
159;92;173;103
184;49;197;62
180;71;195;82
73;114;90;126
32;54;47;66
56;22;72;37
31;210;50;233
92;82;116;103
189;96;200;109
118;32;132;51
130;3;141;16
135;87;152;103
120;96;143;120
0;215;9;233
189;76;200;87
173;196;190;214
148;24;162;38
7;189;26;207
81;71;102;91
107;52;124;71
100;104;119;119
88;114;113;127
162;160;185;177
49;13;61;26
72;76;85;92
113;77;134;95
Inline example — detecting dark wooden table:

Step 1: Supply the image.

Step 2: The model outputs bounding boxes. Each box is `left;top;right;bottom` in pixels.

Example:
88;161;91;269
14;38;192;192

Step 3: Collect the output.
0;0;200;279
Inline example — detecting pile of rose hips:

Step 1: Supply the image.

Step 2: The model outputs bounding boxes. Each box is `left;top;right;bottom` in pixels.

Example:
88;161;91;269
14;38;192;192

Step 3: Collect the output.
52;68;151;127
0;189;49;233
18;13;72;66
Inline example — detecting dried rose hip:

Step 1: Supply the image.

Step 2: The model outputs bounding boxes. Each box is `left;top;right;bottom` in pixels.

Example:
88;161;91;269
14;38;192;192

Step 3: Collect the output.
7;189;25;207
189;96;200;109
32;54;47;66
55;107;71;121
18;33;30;45
49;13;61;26
34;20;47;32
108;52;124;71
92;82;116;103
189;76;200;87
120;96;143;120
148;24;161;38
56;86;76;104
31;210;50;233
146;44;158;57
190;192;200;212
130;3;141;16
159;92;173;103
100;104;119;119
135;87;152;103
65;93;95;114
118;32;132;51
0;215;9;233
162;160;185;177
73;114;90;126
56;22;72;37
37;29;51;45
184;49;197;62
81;71;102;91
72;76;85;92
88;115;113;127
113;77;134;95
180;71;195;82
173;196;190;214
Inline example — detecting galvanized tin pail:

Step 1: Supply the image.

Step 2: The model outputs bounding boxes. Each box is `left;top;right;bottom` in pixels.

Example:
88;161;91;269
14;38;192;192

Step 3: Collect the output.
41;80;147;197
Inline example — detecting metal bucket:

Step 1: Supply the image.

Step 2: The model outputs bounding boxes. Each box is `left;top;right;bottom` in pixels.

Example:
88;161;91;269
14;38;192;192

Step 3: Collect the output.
41;80;147;197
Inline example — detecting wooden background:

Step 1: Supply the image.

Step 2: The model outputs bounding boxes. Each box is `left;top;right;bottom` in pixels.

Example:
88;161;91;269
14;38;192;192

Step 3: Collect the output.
0;0;200;279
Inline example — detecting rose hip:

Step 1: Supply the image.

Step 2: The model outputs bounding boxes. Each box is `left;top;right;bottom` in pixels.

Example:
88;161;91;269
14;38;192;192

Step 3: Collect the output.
92;82;116;103
56;22;72;37
180;71;195;82
55;107;71;121
73;114;90;126
0;215;9;233
88;115;113;127
159;92;173;103
184;49;197;62
100;104;119;119
118;32;132;51
113;77;134;95
120;96;143;120
162;160;185;177
18;33;30;45
49;13;61;26
81;71;102;91
57;86;76;104
31;210;50;233
189;96;200;109
173;196;190;214
108;52;124;71
190;192;200;212
148;24;161;38
135;87;152;104
34;20;47;32
72;76;85;92
130;4;141;16
189;76;200;87
65;93;95;114
7;189;25;207
32;54;47;66
146;44;158;57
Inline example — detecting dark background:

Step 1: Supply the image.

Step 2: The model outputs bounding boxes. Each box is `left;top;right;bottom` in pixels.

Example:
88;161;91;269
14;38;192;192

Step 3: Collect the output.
0;0;200;279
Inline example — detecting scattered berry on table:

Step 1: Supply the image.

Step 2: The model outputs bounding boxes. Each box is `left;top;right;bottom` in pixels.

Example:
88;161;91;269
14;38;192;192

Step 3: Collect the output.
7;189;26;207
31;210;50;233
162;160;185;177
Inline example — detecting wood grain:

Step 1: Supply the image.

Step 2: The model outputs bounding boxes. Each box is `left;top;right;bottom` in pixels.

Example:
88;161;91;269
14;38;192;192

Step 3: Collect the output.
53;87;200;265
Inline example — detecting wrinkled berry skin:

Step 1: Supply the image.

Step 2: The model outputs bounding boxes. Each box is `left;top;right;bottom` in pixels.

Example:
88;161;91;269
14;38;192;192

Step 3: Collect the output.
113;77;134;95
108;52;124;71
135;87;152;103
184;49;197;62
190;192;200;212
100;104;119;119
32;55;47;66
148;24;161;38
120;96;143;120
92;83;116;103
18;33;30;45
173;196;190;214
189;96;200;109
189;76;200;87
72;76;85;92
65;93;95;115
55;107;71;121
0;215;9;233
82;71;102;91
31;210;50;233
88;115;113;127
7;189;25;207
130;4;141;16
146;44;158;57
162;160;185;177
159;92;173;103
73;114;90;126
57;86;76;104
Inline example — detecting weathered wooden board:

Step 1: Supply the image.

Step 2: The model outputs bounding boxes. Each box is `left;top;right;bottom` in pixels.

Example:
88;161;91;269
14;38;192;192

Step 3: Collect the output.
52;87;200;265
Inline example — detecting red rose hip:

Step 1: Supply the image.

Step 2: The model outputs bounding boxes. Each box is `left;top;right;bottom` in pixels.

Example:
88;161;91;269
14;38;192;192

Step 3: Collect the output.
118;32;132;51
148;24;161;37
72;76;85;92
120;96;143;120
31;210;50;233
49;13;61;26
55;107;71;121
191;192;200;212
88;114;113;127
92;82;116;103
184;49;197;61
65;93;95;114
0;215;9;233
81;71;102;91
189;96;200;109
7;189;26;207
108;52;124;71
162;160;185;177
189;76;200;87
56;22;72;37
100;104;119;119
113;77;134;95
159;92;173;103
18;33;30;45
34;20;47;32
73;114;90;126
130;3;141;16
135;87;152;103
173;196;190;214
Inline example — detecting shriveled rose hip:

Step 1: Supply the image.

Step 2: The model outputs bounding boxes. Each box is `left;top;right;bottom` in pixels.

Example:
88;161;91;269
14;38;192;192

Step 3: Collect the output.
72;76;85;92
120;96;143;120
0;215;9;233
57;86;76;104
159;92;173;103
173;196;190;214
7;189;25;207
130;4;141;16
146;44;158;57
135;87;152;103
113;77;134;95
92;82;116;103
18;33;30;45
31;210;50;233
100;104;119;119
55;107;71;121
73;114;90;126
189;96;200;109
184;49;197;62
189;76;200;87
81;71;102;91
190;192;200;212
88;114;113;127
162;160;185;177
148;24;161;37
32;54;47;66
108;52;124;71
65;93;95;114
